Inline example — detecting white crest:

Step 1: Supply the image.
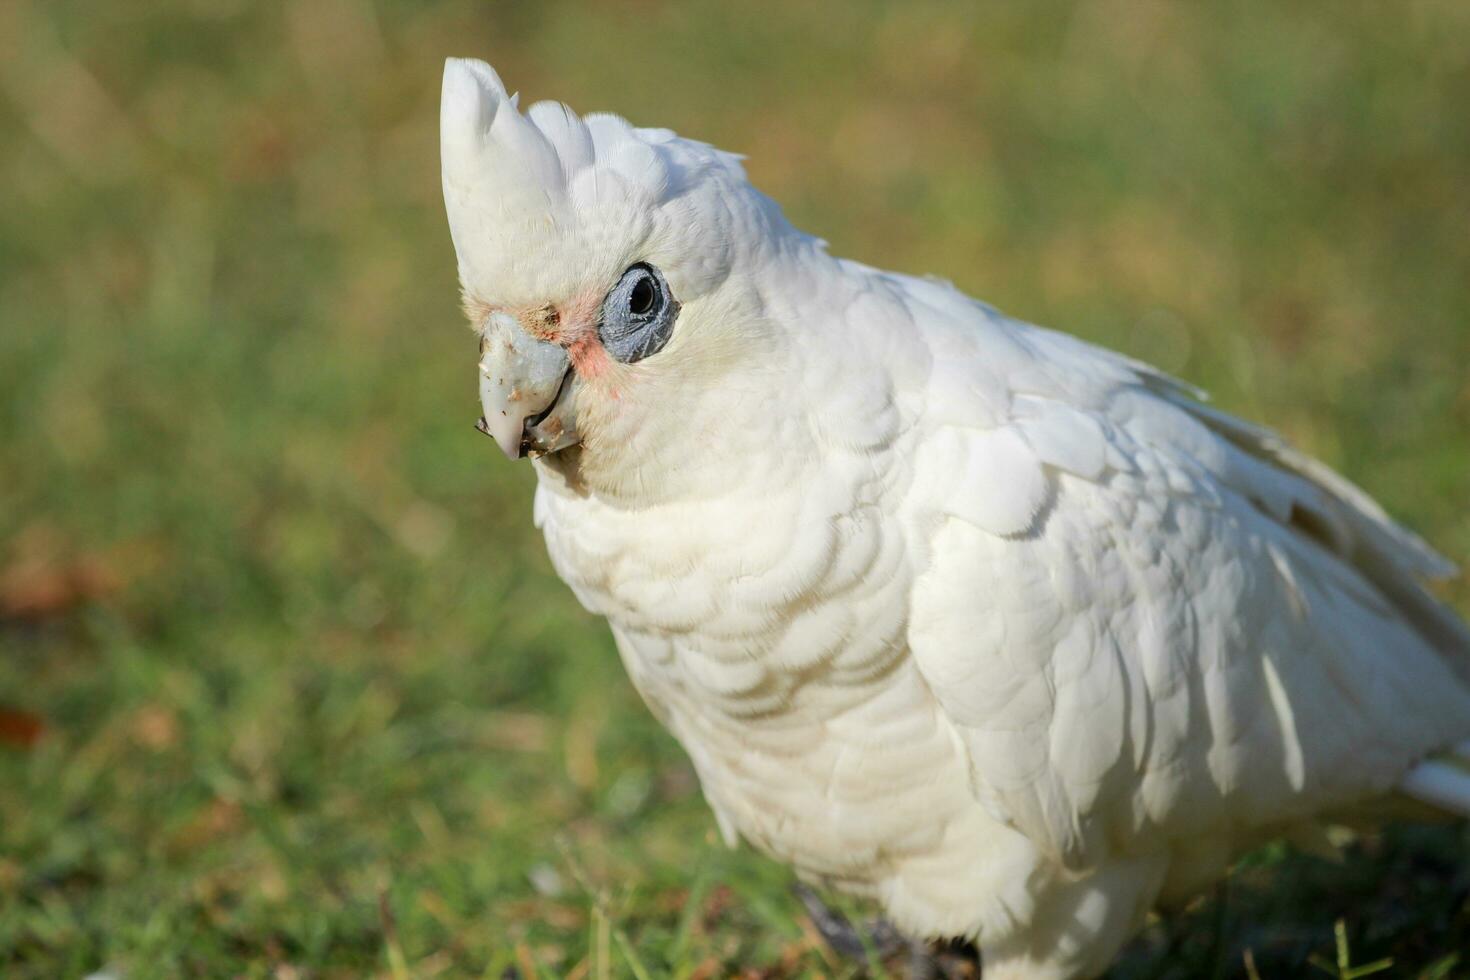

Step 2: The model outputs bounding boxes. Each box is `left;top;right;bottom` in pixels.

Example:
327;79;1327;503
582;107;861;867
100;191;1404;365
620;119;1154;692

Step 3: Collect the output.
440;58;784;312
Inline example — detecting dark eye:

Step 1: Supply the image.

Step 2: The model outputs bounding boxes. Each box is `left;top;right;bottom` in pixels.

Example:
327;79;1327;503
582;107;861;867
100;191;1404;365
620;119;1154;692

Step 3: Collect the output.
598;263;678;364
627;275;657;316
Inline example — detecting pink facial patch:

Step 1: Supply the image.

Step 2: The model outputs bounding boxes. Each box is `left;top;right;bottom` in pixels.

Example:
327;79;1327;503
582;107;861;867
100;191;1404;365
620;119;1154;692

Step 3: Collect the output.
568;333;613;379
552;289;612;379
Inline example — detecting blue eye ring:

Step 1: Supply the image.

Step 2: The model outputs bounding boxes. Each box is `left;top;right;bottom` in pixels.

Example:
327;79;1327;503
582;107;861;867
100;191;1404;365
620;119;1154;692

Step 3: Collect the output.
598;263;678;364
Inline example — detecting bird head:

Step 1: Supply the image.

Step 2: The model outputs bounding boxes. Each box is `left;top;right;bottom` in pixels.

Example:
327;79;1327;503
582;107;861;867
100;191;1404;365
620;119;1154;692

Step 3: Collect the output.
441;58;809;493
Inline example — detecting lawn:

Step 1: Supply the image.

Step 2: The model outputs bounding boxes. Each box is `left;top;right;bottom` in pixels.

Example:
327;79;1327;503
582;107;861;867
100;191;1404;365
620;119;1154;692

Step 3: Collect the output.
2;1;1468;977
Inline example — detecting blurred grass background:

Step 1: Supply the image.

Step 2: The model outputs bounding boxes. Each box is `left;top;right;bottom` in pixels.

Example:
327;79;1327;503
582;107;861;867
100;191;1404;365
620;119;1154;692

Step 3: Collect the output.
2;0;1468;976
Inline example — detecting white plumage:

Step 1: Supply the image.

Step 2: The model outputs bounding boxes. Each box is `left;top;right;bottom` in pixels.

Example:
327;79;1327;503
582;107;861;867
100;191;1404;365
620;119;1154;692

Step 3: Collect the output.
440;59;1470;978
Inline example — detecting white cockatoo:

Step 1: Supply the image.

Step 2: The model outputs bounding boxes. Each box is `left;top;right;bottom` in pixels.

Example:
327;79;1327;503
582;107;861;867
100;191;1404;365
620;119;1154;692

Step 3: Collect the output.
439;58;1470;978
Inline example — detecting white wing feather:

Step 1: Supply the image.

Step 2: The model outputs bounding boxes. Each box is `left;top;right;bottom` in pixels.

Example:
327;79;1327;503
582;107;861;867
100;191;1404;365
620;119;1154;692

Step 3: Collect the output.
898;280;1470;871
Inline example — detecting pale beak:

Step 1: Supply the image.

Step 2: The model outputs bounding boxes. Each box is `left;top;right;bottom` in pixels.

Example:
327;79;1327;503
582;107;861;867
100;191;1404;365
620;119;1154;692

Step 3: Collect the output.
476;312;582;459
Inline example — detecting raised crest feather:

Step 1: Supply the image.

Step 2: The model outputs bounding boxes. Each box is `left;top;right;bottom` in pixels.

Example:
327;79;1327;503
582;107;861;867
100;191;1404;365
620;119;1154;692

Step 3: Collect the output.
440;57;786;311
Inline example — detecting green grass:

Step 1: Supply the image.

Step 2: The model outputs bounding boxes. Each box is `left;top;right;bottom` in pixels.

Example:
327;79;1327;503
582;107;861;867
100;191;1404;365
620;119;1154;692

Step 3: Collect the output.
2;1;1468;976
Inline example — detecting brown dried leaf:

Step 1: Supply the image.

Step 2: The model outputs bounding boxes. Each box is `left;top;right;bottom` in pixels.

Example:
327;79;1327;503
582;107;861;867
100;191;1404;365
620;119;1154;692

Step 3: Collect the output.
0;526;133;622
0;707;46;748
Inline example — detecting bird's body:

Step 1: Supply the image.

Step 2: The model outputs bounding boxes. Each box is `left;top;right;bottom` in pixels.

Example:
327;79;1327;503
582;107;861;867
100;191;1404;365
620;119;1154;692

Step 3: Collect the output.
440;59;1470;977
